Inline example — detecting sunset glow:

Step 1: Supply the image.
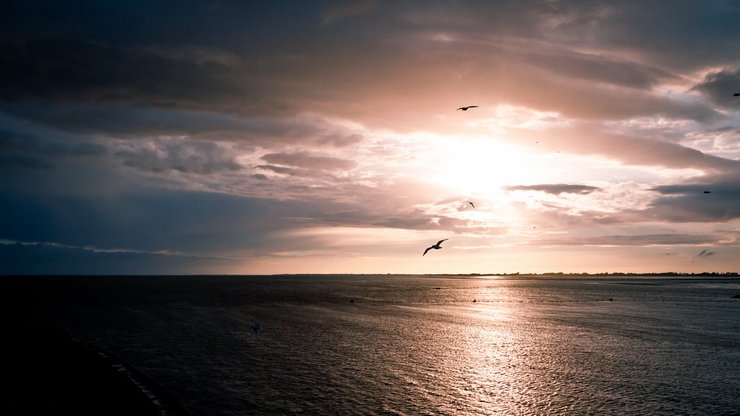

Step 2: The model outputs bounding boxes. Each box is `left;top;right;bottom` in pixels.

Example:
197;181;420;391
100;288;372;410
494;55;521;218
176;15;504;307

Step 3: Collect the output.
1;1;739;274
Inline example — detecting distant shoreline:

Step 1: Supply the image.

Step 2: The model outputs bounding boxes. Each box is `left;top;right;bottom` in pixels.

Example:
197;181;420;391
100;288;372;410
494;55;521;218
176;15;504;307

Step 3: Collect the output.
0;272;737;278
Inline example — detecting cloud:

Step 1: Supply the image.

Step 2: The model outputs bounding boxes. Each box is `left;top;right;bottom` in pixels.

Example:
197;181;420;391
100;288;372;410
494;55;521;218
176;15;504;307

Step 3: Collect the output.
134;45;242;67
536;233;718;247
514;48;674;90
0;36;245;109
322;0;377;25
644;173;740;222
0;127;106;157
0;1;728;129
261;151;357;171
256;164;300;176
114;139;241;174
0;126;108;173
539;126;740;173
0;104;370;155
0;103;254;137
1;2;739;273
315;133;366;147
693;68;740;108
535;1;740;71
0;186;301;255
506;184;600;195
0;240;237;274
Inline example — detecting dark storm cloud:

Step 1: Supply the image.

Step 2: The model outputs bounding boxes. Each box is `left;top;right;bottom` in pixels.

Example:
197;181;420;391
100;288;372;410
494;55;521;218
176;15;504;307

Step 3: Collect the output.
693;68;740;108
506;184;600;195
645;173;740;222
261;152;357;171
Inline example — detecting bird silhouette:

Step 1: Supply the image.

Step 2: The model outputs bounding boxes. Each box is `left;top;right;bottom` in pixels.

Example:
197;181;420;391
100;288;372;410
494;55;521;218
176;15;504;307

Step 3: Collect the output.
703;190;711;194
457;105;478;111
468;201;475;208
734;93;740;96
423;239;448;256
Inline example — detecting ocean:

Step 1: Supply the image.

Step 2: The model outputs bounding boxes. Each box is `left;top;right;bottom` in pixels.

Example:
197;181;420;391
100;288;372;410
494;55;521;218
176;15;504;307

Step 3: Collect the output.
3;275;740;415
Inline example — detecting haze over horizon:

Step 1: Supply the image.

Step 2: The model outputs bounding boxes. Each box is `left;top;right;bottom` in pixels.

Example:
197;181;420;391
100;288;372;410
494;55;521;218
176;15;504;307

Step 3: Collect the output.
1;1;739;274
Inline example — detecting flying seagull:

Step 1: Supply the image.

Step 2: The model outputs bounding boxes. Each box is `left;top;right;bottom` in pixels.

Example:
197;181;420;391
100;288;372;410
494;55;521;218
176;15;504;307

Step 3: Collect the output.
703;190;711;194
468;201;475;208
457;105;478;111
734;93;740;96
423;239;448;256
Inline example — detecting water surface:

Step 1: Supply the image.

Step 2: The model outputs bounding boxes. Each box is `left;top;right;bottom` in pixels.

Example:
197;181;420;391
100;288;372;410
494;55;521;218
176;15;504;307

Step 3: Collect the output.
5;275;740;415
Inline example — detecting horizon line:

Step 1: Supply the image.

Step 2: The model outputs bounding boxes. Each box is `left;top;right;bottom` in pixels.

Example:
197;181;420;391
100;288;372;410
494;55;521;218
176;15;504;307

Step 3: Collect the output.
1;271;738;278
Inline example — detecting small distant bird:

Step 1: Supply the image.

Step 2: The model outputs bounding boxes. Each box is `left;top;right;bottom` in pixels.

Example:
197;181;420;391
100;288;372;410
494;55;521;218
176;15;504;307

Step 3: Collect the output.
734;93;740;96
423;239;448;256
468;201;475;208
703;190;711;194
457;105;478;111
250;323;263;334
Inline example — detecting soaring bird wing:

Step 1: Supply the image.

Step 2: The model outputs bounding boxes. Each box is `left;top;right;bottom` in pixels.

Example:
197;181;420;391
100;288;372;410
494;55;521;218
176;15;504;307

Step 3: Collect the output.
469;202;475;208
423;246;432;256
468;105;478;108
437;239;448;246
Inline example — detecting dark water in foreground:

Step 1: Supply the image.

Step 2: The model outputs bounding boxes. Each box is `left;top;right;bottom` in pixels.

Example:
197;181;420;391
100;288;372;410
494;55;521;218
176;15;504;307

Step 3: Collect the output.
4;275;740;415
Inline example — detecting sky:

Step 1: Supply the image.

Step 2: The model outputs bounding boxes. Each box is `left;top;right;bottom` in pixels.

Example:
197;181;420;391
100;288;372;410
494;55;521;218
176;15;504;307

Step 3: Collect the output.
1;0;739;275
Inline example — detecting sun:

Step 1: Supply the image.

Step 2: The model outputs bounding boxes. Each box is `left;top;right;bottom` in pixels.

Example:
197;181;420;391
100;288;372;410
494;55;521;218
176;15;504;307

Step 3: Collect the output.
426;136;542;195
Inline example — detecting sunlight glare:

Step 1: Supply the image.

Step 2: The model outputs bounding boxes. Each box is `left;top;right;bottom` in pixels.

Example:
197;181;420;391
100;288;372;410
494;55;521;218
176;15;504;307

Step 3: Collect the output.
427;136;542;195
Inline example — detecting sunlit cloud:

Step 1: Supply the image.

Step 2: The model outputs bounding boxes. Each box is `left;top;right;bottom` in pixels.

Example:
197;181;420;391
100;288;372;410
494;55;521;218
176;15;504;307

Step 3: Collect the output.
1;1;739;274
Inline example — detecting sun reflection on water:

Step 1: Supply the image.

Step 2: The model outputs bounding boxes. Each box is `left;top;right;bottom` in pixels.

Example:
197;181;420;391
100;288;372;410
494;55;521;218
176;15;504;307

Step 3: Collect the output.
397;282;527;415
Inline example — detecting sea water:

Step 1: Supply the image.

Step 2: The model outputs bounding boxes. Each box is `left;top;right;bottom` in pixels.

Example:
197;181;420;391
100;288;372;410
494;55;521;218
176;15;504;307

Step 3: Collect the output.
16;275;740;415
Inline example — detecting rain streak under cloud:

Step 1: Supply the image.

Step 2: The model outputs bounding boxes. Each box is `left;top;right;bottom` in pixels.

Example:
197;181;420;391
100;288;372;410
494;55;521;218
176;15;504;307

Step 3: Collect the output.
1;0;739;274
